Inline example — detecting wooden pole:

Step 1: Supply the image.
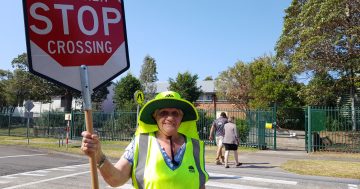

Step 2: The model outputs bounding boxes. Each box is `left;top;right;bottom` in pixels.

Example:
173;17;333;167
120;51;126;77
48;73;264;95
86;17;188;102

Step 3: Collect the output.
84;110;99;189
80;65;99;189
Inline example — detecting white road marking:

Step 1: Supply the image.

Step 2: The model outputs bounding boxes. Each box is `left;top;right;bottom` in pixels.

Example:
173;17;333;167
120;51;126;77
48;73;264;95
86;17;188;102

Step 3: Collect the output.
0;154;47;159
1;176;17;179
209;172;297;185
19;173;46;177
349;184;359;189
30;170;50;174
206;181;269;189
0;164;89;183
1;171;89;189
47;168;61;171
241;176;297;185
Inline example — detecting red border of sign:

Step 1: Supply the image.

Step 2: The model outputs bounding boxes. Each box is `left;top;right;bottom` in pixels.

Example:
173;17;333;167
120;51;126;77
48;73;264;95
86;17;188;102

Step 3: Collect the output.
22;0;130;93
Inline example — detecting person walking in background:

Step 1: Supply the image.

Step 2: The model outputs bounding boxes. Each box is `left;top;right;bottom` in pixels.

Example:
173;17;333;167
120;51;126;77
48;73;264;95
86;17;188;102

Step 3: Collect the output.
223;116;242;168
209;112;228;165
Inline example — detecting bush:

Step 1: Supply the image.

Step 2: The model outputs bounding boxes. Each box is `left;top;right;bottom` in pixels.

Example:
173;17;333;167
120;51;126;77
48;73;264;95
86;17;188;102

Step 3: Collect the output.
236;119;250;143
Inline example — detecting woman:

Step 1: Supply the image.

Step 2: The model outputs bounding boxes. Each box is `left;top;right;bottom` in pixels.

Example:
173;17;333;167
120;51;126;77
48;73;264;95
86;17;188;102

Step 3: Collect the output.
222;116;242;168
81;91;208;188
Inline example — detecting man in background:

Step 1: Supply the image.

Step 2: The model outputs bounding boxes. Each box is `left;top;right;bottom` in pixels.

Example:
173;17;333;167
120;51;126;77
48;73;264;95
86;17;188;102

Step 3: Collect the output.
209;112;228;165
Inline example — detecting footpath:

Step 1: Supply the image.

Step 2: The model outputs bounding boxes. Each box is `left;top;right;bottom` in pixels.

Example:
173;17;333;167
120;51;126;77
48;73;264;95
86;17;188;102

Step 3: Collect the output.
206;150;360;181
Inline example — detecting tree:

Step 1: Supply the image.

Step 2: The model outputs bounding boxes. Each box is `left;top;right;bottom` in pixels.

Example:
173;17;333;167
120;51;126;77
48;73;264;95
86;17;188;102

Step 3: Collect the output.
298;72;339;106
92;82;112;111
0;69;11;109
10;53;56;106
249;56;303;108
276;0;360;130
215;61;252;109
113;73;141;110
204;76;213;81
168;71;202;103
139;55;158;101
8;53;109;112
10;53;80;112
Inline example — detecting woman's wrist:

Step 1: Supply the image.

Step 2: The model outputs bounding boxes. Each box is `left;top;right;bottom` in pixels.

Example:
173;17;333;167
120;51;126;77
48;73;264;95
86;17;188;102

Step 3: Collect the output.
96;153;107;169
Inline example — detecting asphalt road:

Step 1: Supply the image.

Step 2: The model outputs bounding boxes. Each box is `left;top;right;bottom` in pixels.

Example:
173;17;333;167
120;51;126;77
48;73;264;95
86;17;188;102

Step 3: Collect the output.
0;145;359;189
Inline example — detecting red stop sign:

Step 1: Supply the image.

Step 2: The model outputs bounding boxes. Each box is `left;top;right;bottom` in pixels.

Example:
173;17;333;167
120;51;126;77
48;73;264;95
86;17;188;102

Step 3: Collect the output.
23;0;130;92
24;0;125;66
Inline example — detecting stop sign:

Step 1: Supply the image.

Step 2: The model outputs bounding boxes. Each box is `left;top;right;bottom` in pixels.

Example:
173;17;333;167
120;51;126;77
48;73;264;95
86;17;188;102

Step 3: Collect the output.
22;0;130;92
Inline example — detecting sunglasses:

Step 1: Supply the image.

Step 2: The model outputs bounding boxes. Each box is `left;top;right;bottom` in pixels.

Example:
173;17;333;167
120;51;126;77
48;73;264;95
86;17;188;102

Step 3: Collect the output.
156;110;183;118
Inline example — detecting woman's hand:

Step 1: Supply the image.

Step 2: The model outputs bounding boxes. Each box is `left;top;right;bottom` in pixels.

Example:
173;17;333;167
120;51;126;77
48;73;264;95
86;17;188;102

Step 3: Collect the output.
81;131;103;159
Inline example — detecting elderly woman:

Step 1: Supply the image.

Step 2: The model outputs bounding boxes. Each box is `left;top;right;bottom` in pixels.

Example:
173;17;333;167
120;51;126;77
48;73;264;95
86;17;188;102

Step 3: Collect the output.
81;91;208;189
223;116;242;168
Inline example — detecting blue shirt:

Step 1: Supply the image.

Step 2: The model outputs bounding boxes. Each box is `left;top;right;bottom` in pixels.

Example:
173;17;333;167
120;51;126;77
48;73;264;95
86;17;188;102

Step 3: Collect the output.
122;137;186;170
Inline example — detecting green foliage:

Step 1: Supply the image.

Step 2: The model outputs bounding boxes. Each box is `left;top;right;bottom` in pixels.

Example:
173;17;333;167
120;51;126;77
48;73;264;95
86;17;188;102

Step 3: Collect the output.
235;119;250;143
196;110;215;140
215;61;252;109
92;82;112;111
216;55;302;110
139;55;158;101
96;111;137;140
203;76;213;81
113;73;141;110
299;72;339;106
32;111;66;137
325;117;344;131
277;108;305;130
168;71;202;103
0;70;11;108
249;55;303;109
276;0;360;110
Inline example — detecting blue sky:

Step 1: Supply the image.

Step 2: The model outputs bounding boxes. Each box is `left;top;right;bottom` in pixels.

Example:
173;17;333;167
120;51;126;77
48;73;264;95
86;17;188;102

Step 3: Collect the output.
1;0;291;82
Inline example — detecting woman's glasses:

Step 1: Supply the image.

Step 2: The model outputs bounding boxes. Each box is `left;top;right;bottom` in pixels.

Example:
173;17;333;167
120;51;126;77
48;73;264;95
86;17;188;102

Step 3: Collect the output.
157;110;182;118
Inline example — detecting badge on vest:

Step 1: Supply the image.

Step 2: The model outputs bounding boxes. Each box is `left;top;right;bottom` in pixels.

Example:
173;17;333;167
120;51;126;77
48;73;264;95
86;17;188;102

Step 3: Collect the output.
188;165;195;173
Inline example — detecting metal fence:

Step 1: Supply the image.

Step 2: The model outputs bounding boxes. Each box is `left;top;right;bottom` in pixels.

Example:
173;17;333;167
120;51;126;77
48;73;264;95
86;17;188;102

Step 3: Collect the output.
0;108;275;150
305;106;360;153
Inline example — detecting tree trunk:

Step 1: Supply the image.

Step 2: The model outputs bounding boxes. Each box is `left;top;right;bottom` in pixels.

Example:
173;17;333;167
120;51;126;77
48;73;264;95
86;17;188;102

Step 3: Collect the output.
64;90;73;112
350;69;357;131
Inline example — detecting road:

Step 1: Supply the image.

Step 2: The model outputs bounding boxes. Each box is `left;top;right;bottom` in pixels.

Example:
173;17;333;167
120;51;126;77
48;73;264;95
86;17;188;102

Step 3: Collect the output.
0;145;359;189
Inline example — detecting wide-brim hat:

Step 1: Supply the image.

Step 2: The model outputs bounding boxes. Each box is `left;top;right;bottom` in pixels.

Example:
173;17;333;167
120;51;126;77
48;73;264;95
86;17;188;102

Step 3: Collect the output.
139;91;199;124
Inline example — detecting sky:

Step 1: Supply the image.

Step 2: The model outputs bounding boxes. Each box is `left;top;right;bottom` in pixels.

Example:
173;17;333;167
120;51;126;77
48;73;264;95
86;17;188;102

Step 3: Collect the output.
0;0;292;82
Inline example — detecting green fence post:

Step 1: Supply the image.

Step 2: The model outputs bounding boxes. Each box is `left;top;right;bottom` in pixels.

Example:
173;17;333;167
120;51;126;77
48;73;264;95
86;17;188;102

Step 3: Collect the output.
8;112;11;136
47;111;50;136
257;110;265;149
307;106;312;153
70;111;74;139
273;105;277;150
112;110;115;140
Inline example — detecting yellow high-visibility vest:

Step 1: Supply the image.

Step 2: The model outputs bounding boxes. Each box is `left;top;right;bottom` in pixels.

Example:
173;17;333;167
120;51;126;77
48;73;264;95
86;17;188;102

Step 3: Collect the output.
132;133;208;189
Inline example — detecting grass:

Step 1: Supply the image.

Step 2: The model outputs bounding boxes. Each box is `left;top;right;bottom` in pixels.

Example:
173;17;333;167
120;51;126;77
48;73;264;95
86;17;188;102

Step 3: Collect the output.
281;160;360;179
1;136;360;179
0;135;256;163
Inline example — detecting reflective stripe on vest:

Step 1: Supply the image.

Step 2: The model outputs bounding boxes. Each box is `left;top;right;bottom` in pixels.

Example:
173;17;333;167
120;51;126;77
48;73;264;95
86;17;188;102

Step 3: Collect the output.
135;133;207;188
191;138;206;187
135;134;149;189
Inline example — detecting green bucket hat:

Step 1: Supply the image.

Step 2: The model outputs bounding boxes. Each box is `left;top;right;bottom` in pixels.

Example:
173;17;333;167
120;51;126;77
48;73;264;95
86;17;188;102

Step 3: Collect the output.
139;91;199;124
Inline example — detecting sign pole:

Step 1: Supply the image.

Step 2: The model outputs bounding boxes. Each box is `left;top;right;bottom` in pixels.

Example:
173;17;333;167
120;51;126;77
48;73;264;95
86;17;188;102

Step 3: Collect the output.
80;65;99;189
134;90;144;128
66;120;70;149
26;111;30;144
